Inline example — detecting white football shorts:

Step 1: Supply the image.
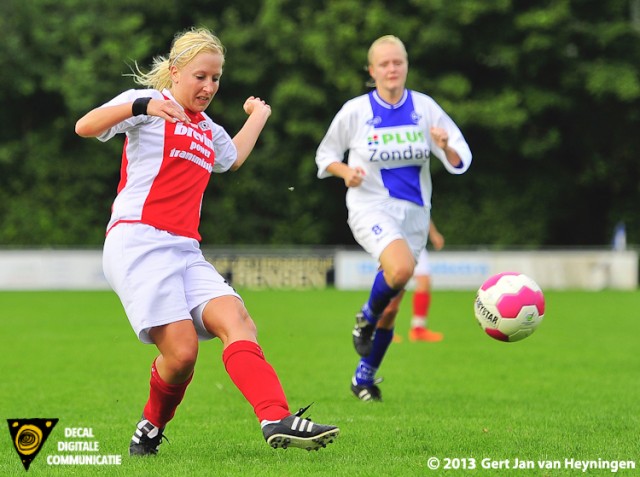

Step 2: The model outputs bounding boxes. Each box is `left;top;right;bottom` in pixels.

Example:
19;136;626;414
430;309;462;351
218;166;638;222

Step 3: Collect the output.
102;223;240;344
413;248;431;276
347;199;429;262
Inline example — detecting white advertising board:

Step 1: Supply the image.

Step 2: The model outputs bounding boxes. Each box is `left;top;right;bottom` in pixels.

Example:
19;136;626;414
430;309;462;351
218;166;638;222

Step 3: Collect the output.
0;250;109;290
334;250;638;291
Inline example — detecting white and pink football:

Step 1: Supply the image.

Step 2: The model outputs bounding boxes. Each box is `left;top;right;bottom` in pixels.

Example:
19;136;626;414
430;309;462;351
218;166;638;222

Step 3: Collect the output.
474;272;545;342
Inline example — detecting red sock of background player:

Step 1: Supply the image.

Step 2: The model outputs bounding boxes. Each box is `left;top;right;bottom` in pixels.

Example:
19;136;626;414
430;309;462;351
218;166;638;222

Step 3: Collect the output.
222;340;290;422
412;291;431;329
143;359;192;428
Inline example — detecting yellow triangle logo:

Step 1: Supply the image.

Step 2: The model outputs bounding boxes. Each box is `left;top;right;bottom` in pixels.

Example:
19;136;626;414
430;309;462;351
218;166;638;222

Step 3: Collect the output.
7;419;58;471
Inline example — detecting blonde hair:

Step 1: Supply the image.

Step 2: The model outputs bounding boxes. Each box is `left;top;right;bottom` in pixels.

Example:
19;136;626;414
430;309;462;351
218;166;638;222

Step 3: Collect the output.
367;35;408;66
131;27;225;90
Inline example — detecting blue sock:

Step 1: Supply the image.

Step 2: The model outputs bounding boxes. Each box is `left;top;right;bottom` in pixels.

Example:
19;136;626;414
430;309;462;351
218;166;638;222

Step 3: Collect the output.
354;361;377;385
364;327;393;369
354;328;394;385
361;271;400;324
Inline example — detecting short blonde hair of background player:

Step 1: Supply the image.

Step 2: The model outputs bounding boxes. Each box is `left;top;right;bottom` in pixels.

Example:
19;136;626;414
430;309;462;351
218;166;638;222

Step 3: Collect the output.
367;35;408;66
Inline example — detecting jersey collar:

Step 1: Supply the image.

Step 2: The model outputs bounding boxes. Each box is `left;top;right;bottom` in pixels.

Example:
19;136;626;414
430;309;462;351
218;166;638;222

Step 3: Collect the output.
372;89;409;109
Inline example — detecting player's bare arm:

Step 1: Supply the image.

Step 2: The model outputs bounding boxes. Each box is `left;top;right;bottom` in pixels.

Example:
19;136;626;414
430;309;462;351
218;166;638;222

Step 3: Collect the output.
75;99;190;138
229;96;271;171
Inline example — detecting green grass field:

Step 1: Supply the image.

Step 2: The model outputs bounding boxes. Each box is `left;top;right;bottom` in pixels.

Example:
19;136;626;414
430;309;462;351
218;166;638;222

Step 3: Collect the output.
1;288;639;476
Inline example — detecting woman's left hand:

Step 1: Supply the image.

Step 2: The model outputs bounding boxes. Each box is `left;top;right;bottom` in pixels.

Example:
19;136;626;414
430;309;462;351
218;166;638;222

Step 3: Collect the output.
243;96;271;117
430;127;449;149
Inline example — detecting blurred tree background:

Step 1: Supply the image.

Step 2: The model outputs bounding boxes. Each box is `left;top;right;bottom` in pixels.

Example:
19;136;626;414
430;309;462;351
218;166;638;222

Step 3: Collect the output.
1;0;639;248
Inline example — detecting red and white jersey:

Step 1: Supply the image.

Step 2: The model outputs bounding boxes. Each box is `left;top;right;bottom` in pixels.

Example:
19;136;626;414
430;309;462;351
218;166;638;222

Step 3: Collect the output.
97;89;237;241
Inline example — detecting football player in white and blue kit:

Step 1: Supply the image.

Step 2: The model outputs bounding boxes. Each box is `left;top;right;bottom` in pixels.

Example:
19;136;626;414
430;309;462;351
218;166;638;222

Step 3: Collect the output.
316;35;472;401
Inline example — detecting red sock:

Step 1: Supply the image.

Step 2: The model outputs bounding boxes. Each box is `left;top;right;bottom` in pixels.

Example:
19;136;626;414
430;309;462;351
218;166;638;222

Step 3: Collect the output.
413;291;431;323
143;359;192;428
222;340;290;422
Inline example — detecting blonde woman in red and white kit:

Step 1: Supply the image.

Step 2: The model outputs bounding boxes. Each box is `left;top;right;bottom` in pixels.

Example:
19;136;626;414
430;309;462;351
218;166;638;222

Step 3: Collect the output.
75;27;338;455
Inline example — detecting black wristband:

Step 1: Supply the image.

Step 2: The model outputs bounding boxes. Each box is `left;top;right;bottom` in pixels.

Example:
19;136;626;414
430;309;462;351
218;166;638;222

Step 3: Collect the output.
132;97;152;116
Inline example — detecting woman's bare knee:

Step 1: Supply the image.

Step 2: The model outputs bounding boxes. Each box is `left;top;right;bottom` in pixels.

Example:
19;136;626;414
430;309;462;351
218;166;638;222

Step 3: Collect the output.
202;296;258;345
165;346;198;372
386;267;413;288
149;321;199;380
380;240;416;288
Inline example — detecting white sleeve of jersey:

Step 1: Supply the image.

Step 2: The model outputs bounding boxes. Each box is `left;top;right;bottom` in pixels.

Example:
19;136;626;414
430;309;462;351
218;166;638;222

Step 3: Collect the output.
96;89;164;142
315;99;358;179
416;93;472;174
209;121;237;173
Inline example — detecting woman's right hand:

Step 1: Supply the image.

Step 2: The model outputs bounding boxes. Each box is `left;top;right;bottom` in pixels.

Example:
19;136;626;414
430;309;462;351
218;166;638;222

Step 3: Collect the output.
147;99;190;124
344;166;365;187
